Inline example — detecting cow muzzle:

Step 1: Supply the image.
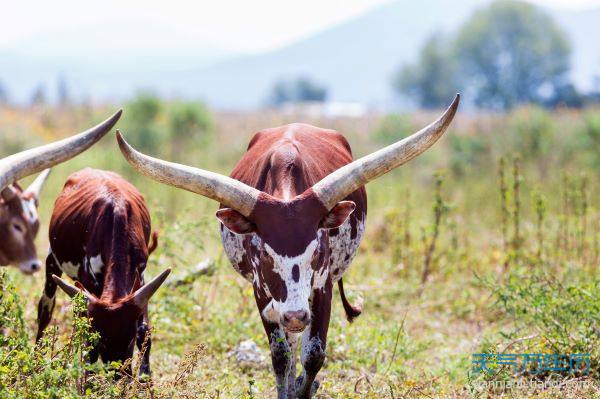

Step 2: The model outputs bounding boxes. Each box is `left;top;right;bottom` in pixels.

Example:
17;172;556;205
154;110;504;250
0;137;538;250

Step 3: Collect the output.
281;309;310;333
18;259;42;275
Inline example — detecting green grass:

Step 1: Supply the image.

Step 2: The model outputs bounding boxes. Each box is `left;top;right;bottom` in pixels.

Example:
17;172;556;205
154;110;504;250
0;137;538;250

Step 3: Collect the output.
0;103;598;398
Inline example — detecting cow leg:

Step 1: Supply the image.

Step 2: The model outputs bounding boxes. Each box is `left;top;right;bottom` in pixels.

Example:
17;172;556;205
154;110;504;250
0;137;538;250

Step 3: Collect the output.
295;280;333;399
286;332;300;398
136;305;152;376
36;252;62;341
263;320;293;399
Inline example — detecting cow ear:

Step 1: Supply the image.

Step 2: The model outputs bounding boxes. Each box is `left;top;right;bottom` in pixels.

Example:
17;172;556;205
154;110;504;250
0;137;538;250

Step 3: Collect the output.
320;201;356;229
216;208;256;235
1;185;18;203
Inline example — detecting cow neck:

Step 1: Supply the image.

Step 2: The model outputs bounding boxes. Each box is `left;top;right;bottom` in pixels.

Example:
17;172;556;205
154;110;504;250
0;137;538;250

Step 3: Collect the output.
99;207;133;304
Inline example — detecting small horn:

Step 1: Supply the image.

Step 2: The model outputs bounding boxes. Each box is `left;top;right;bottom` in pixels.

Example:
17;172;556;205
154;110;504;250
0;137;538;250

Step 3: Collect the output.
116;131;260;217
311;94;460;210
131;268;171;307
24;169;51;203
0;110;122;191
52;275;95;302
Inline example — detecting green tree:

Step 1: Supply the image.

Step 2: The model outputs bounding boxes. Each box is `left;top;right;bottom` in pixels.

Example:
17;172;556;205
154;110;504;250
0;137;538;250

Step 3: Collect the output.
395;34;459;109
269;76;328;106
168;102;213;158
126;92;163;152
454;0;571;109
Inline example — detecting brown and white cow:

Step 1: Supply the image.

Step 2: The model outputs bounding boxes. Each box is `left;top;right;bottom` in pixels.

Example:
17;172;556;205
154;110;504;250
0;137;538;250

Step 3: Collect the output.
0;111;122;274
117;95;459;398
36;168;170;376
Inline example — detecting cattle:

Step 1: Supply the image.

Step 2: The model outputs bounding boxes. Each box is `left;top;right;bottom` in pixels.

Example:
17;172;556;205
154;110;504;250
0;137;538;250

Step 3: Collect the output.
117;95;460;398
0;111;122;274
36;168;170;376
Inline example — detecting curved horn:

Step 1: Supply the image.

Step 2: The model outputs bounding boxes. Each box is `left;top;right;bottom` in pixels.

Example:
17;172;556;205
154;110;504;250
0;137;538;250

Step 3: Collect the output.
131;268;171;307
24;169;51;202
0;110;122;191
311;94;460;210
52;275;96;302
116;131;261;217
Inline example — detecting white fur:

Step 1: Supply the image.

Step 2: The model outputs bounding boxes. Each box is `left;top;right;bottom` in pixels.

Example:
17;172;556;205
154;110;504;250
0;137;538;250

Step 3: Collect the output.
329;214;365;282
59;260;80;278
20;198;38;224
263;239;319;318
88;254;104;275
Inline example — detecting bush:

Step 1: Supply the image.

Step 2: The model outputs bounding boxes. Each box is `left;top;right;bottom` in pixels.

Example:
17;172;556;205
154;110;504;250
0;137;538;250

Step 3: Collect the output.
372;113;414;145
449;134;489;177
479;268;599;380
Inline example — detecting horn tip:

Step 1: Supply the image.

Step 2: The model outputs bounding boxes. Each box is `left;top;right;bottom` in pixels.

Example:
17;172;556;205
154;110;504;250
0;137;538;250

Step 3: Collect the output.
51;274;62;283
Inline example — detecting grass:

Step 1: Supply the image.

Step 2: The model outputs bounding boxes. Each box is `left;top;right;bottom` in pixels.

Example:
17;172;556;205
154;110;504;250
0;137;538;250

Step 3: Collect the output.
0;102;598;398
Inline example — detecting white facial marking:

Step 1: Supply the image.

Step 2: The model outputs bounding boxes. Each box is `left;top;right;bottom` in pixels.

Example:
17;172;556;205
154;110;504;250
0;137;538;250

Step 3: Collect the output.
21;199;38;224
329;214;365;282
263;239;319;318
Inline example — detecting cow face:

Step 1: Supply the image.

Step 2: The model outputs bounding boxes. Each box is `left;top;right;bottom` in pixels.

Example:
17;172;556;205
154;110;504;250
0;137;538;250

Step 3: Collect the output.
0;184;43;274
218;197;356;333
88;301;142;364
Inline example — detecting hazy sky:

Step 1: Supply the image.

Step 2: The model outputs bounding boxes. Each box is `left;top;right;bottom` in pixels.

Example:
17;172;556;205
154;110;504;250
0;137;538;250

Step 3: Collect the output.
2;0;599;52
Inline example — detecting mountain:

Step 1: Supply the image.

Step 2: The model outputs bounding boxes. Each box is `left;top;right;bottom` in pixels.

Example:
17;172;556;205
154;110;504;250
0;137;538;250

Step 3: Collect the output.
0;20;236;103
172;0;482;109
173;0;600;109
0;1;598;108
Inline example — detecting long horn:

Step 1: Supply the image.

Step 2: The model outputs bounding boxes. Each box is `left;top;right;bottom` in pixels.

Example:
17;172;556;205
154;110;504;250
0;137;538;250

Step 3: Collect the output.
116;131;261;217
52;275;96;302
311;94;460;210
0;110;122;191
131;268;172;307
24;169;51;202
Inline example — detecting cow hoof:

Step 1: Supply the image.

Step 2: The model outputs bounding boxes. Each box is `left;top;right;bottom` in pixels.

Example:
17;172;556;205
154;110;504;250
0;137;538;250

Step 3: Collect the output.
139;366;151;380
295;376;319;399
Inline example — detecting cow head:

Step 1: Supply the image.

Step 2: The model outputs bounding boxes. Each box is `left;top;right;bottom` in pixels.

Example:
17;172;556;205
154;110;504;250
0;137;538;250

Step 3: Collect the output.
0;109;122;273
217;198;355;332
0;170;50;274
116;95;459;334
52;269;170;364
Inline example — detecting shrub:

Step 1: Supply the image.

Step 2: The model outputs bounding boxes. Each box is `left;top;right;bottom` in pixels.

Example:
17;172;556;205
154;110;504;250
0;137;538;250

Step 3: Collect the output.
372;114;414;145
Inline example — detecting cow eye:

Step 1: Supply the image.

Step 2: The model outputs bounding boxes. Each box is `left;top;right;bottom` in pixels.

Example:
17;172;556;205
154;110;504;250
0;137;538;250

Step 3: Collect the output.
12;223;24;233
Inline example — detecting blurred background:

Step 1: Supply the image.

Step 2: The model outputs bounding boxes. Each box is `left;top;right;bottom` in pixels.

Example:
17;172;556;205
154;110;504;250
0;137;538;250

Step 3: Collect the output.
1;0;599;110
1;1;599;397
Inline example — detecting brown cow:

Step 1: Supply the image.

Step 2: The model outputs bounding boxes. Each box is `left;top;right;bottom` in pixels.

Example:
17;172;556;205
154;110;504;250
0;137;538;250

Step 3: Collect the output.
36;168;170;376
117;95;459;398
0;111;122;274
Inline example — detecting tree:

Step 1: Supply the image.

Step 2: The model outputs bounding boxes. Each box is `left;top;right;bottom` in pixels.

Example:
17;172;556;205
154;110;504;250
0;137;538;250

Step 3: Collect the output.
454;0;571;109
394;34;459;109
125;92;163;152
269;76;328;106
0;81;9;105
30;84;47;106
57;75;70;107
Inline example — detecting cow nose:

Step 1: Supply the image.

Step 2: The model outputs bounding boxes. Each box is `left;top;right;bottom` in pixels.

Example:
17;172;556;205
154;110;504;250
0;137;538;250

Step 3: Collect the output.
30;261;42;272
281;310;310;332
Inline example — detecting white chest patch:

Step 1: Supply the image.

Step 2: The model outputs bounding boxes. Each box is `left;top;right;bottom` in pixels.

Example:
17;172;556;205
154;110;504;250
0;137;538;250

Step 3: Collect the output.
88;255;104;275
60;261;80;278
329;214;365;282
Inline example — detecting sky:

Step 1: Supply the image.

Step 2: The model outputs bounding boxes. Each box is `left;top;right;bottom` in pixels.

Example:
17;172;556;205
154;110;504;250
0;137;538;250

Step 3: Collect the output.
2;0;599;53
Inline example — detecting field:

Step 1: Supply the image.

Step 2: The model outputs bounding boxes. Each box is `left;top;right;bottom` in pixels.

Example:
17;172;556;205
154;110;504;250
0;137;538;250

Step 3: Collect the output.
0;101;599;398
